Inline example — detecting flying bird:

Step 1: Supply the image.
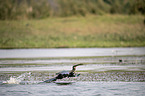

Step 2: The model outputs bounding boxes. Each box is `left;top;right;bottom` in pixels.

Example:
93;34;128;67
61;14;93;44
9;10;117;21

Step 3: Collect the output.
44;63;83;83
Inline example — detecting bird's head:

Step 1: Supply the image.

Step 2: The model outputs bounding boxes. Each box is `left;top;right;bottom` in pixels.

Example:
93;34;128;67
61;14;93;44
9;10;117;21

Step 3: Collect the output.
72;63;83;70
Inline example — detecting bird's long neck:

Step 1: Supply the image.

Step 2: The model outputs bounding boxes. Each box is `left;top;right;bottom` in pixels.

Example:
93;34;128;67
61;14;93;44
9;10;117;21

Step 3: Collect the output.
70;67;76;73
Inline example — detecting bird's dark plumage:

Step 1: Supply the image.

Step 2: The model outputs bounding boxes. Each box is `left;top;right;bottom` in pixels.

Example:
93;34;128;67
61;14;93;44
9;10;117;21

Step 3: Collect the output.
44;63;83;83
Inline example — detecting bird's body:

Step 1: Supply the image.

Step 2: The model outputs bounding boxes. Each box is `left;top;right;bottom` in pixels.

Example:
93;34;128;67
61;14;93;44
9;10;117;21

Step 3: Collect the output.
44;63;83;83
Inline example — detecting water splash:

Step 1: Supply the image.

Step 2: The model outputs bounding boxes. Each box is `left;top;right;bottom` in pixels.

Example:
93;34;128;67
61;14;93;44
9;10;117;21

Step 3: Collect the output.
3;72;31;84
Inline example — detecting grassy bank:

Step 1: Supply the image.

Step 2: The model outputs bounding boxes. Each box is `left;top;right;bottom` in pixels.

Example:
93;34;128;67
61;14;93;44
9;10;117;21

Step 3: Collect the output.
0;15;145;48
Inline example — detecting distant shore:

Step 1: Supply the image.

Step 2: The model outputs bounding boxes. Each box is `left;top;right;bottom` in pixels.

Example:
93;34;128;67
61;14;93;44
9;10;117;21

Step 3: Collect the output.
0;15;144;49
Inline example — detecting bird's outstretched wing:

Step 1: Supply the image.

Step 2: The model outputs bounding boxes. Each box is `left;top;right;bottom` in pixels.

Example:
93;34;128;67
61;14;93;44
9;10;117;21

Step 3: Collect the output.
44;77;56;83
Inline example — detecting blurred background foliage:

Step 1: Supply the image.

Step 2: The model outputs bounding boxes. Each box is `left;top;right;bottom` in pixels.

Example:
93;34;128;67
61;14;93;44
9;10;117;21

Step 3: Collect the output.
0;0;144;20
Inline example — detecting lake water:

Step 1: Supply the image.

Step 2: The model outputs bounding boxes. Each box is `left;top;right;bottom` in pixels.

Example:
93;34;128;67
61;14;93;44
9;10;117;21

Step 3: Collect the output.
0;47;145;96
0;47;145;58
1;82;145;96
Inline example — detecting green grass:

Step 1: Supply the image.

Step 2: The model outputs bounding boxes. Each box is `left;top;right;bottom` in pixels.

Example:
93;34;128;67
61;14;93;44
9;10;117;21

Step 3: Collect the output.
0;15;144;48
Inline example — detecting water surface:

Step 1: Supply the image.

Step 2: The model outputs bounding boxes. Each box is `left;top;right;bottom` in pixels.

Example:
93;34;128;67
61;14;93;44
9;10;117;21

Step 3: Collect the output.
1;82;145;96
0;47;145;58
0;47;145;96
